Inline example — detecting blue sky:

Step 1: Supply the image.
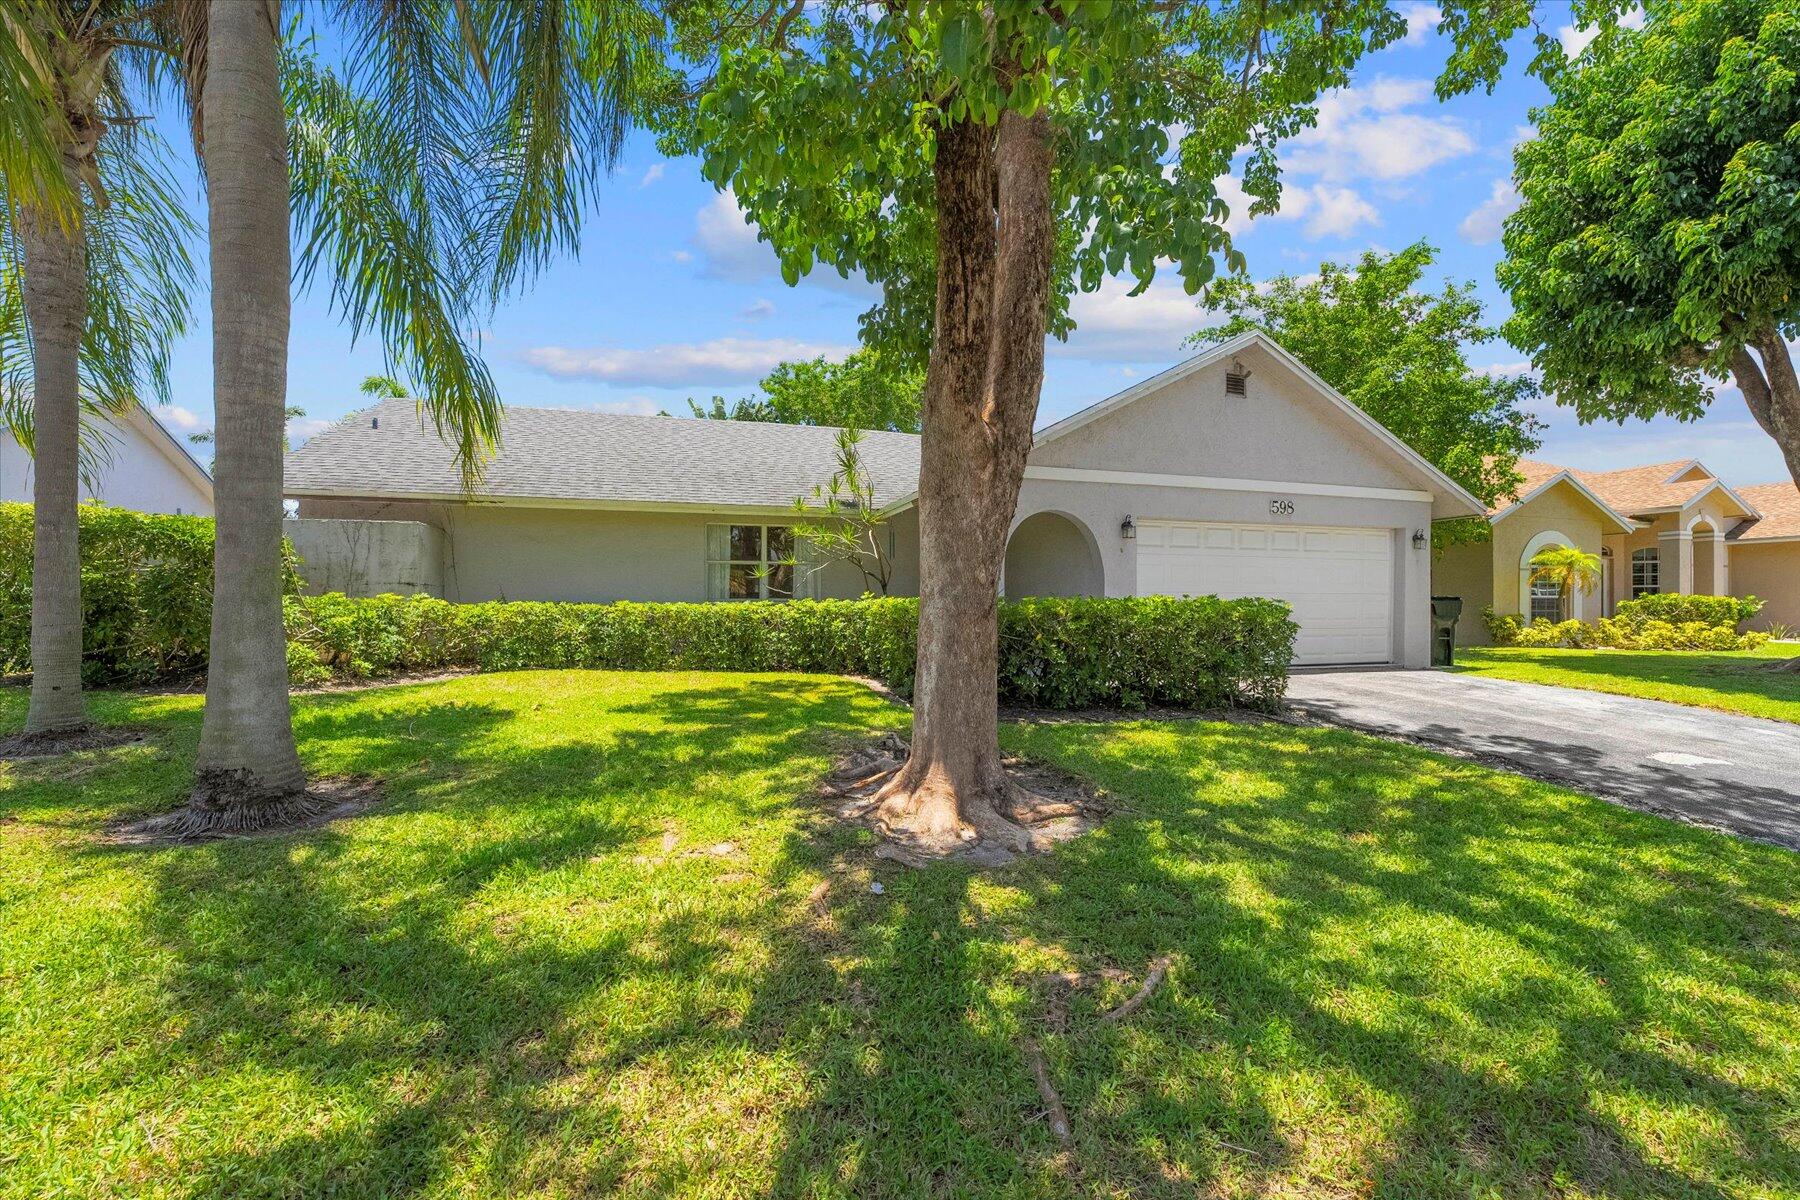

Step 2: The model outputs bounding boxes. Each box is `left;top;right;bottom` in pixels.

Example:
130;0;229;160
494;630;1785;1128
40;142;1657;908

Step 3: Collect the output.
151;5;1793;489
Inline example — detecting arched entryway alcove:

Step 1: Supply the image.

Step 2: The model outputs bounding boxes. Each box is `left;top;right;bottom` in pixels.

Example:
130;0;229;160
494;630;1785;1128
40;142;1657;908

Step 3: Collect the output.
1003;511;1103;599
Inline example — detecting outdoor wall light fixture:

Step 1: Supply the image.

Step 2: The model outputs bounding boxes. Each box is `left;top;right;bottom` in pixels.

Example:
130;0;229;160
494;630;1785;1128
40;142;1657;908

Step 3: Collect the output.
1412;528;1428;550
1121;515;1136;540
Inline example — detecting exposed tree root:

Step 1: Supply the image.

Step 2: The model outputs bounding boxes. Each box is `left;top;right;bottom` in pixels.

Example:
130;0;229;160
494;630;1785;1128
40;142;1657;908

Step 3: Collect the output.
1023;1036;1071;1147
819;734;1102;867
1760;656;1800;673
1097;955;1171;1025
0;724;147;760
1018;955;1173;1152
111;774;383;845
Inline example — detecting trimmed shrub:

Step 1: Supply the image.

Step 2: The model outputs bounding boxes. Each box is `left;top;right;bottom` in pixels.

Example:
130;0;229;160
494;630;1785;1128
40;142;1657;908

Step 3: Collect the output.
1614;592;1761;627
0;503;303;683
283;592;1296;711
0;503;302;682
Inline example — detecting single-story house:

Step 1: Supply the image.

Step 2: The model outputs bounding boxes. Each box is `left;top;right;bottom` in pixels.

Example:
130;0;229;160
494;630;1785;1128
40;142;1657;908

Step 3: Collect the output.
1;401;213;515
284;331;1486;667
1433;457;1800;643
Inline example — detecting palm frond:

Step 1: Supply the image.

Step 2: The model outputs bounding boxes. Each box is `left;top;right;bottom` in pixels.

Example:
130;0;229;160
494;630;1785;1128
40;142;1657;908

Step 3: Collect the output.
465;0;665;301
284;42;500;488
0;103;197;485
0;4;80;217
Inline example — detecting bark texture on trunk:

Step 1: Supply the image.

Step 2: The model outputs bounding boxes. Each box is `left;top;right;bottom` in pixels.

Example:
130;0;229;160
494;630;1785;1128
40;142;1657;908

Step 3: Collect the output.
18;194;89;735
192;0;305;803
874;110;1057;851
1730;332;1800;486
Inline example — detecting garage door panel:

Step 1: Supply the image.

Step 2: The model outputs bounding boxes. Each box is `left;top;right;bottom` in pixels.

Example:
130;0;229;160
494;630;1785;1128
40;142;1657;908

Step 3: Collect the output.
1137;520;1393;666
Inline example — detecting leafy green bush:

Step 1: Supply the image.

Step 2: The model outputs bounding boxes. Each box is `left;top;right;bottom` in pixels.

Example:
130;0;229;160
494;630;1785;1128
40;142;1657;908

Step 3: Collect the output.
283;592;1296;711
1481;606;1524;646
1614;593;1761;627
0;503;302;683
1480;596;1768;652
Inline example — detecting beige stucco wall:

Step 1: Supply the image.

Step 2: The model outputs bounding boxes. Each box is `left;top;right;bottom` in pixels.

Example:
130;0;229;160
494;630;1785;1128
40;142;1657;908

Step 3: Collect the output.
1729;542;1800;630
1430;540;1495;645
286;517;444;597
1030;344;1420;492
1487;480;1608;621
294;497;920;603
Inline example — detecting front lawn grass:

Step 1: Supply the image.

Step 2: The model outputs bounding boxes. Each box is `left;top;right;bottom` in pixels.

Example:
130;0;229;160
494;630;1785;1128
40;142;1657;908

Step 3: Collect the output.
1455;642;1800;723
2;671;1796;1198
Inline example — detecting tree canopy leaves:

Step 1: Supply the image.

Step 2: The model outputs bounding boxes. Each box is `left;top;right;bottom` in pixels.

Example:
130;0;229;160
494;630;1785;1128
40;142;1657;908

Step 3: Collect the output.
1190;243;1540;533
682;349;923;431
665;1;1617;368
1500;0;1800;428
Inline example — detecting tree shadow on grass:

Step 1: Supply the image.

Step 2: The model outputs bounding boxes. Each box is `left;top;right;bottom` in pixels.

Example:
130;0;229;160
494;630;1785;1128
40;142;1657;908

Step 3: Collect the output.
743;717;1797;1198
97;673;909;1197
14;674;1797;1197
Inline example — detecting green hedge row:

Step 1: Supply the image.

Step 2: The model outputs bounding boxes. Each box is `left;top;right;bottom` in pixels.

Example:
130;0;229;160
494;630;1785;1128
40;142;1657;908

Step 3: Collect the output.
0;503;300;682
1614;592;1762;627
285;592;1297;711
2;503;1295;710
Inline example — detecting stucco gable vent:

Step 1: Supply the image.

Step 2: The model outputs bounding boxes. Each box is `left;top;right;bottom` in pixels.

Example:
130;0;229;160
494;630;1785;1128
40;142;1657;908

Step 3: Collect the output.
1224;369;1248;397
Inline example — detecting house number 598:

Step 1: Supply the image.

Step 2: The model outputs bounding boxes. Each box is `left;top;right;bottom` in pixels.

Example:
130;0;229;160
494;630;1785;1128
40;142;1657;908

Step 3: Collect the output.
1269;499;1295;516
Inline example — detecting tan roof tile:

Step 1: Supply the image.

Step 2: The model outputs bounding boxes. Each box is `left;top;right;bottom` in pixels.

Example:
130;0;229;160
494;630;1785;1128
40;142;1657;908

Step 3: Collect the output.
1571;460;1714;513
1732;483;1800;541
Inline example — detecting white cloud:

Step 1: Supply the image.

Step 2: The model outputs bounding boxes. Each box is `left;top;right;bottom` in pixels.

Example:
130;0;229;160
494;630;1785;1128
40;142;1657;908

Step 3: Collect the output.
670;249;694;264
539;395;665;417
157;405;202;430
1283;77;1475;182
1214;176;1380;240
1054;269;1213;363
694;191;775;282
1294;185;1382;238
519;337;855;388
1559;7;1644;58
691;191;877;297
638;163;666;189
1397;3;1441;45
740;298;775;321
1459;177;1520;244
286;417;332;447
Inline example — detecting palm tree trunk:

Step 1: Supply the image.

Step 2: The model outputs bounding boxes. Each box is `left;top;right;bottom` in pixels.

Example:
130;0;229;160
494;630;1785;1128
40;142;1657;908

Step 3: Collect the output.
191;0;305;806
17;192;89;736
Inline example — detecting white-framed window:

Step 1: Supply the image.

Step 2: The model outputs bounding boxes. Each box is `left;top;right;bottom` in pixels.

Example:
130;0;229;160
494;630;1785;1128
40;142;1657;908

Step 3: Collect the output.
706;523;812;601
1631;547;1660;598
1530;577;1565;624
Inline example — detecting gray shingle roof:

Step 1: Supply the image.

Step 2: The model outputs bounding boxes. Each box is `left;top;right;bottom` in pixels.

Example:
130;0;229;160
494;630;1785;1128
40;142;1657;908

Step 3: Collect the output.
284;398;922;510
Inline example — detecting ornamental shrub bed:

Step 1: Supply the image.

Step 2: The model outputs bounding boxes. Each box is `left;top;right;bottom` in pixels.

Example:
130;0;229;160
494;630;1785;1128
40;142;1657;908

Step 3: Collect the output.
285;592;1297;711
0;503;300;682
1481;591;1769;652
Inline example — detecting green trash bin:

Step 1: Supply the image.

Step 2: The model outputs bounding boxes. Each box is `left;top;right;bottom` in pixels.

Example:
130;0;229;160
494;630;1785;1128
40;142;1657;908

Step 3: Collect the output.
1430;596;1463;667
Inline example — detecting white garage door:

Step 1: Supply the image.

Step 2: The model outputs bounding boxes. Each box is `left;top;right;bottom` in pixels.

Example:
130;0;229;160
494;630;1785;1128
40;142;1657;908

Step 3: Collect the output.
1137;521;1393;666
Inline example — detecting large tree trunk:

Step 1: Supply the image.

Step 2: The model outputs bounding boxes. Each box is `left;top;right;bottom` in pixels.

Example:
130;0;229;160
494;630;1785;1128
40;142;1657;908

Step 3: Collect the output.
17;192;88;736
1730;332;1800;487
873;110;1056;853
191;0;305;808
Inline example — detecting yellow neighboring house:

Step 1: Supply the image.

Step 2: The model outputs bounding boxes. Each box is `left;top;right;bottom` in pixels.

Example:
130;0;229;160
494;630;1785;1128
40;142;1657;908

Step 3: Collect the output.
1434;459;1800;645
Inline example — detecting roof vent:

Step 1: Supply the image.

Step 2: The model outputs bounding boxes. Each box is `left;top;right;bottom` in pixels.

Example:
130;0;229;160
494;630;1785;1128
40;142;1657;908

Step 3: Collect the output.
371;416;380;429
1224;370;1247;397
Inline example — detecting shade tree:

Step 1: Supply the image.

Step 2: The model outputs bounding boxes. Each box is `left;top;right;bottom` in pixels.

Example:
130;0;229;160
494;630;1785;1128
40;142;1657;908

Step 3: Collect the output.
666;0;1595;854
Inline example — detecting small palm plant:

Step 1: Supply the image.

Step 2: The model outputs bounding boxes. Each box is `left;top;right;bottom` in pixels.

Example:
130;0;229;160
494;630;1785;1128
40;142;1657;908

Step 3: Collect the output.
1528;545;1601;623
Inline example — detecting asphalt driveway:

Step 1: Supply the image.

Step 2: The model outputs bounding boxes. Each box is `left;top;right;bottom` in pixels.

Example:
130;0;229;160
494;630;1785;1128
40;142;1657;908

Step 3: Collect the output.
1286;669;1800;851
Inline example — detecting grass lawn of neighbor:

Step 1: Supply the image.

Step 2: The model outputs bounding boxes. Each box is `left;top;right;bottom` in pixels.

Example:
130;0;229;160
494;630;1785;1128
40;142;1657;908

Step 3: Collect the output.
1455;642;1800;724
2;671;1796;1198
